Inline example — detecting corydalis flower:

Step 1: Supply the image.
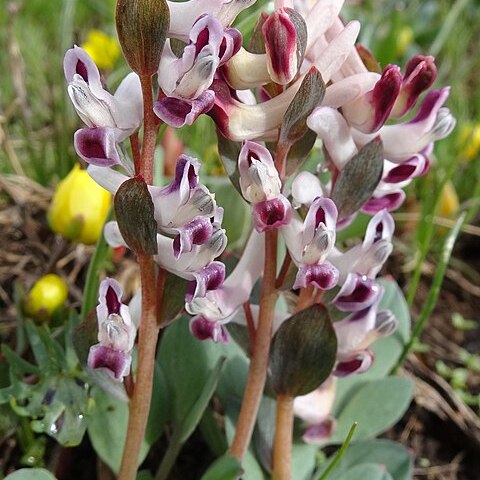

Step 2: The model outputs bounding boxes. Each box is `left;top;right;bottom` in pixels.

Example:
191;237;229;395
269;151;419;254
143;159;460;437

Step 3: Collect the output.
155;15;241;127
238;141;292;232
64;46;143;141
91;155;227;283
87;278;136;380
187;230;264;342
281;196;339;290
333;293;396;376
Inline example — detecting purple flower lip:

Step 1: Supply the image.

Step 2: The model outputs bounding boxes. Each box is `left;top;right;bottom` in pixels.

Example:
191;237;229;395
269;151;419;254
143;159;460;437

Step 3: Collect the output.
88;345;131;380
333;274;381;312
76;60;89;82
383;155;428;184
172;217;214;258
361;191;406;213
186;261;226;303
302;418;336;445
74;127;121;167
334;351;374;377
293;263;339;290
189;316;229;343
253;196;292;232
154;90;215;128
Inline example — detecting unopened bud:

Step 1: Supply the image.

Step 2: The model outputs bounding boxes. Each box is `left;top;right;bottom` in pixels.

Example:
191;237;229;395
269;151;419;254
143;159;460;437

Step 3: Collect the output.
263;8;307;85
116;0;170;76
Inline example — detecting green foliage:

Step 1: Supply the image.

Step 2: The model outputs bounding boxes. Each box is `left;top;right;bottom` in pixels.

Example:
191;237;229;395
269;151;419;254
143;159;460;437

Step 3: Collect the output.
0;320;88;448
4;468;57;480
316;440;412;480
87;361;168;474
329;377;414;445
200;455;243;480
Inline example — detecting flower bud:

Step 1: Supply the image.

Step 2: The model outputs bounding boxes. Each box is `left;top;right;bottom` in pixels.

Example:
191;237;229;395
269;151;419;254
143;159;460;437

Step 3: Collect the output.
262;8;307;85
116;0;170;76
25;274;68;321
48;164;111;245
391;55;437;118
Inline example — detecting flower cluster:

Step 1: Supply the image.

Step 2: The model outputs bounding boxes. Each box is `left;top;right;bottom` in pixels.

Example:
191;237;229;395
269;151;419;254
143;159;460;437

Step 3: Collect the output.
64;0;454;448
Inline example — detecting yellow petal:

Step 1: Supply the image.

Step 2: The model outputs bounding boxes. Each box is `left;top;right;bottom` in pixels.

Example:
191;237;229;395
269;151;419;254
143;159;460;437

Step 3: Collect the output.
48;164;111;245
25;274;68;321
438;180;459;218
82;29;120;71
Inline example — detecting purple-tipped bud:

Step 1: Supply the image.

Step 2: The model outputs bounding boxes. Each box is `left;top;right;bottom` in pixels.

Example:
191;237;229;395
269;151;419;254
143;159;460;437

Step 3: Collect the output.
391;55;437;118
186;261;226;303
333;274;381;312
190;316;229;343
74;127;121;167
262;8;307;85
342;65;402;133
253;195;292;232
293;263;339;290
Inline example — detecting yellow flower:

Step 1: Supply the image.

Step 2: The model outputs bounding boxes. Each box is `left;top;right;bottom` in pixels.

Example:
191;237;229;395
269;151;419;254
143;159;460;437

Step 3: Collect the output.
396;27;414;57
48;164;111;245
438;180;459;218
25;274;68;321
458;123;480;161
81;29;120;71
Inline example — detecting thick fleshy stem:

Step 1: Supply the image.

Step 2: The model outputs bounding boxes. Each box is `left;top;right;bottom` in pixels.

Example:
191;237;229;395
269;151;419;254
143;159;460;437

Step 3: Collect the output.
118;254;159;480
272;394;294;480
229;230;278;460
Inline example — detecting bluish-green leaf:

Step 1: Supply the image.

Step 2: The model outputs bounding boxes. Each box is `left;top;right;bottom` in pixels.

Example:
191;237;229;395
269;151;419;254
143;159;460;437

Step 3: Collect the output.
87;363;168;473
317;440;412;480
377;278;410;342
159;318;223;424
4;468;57;480
178;355;225;441
329;377;413;445
336;463;393;480
200;454;243;480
